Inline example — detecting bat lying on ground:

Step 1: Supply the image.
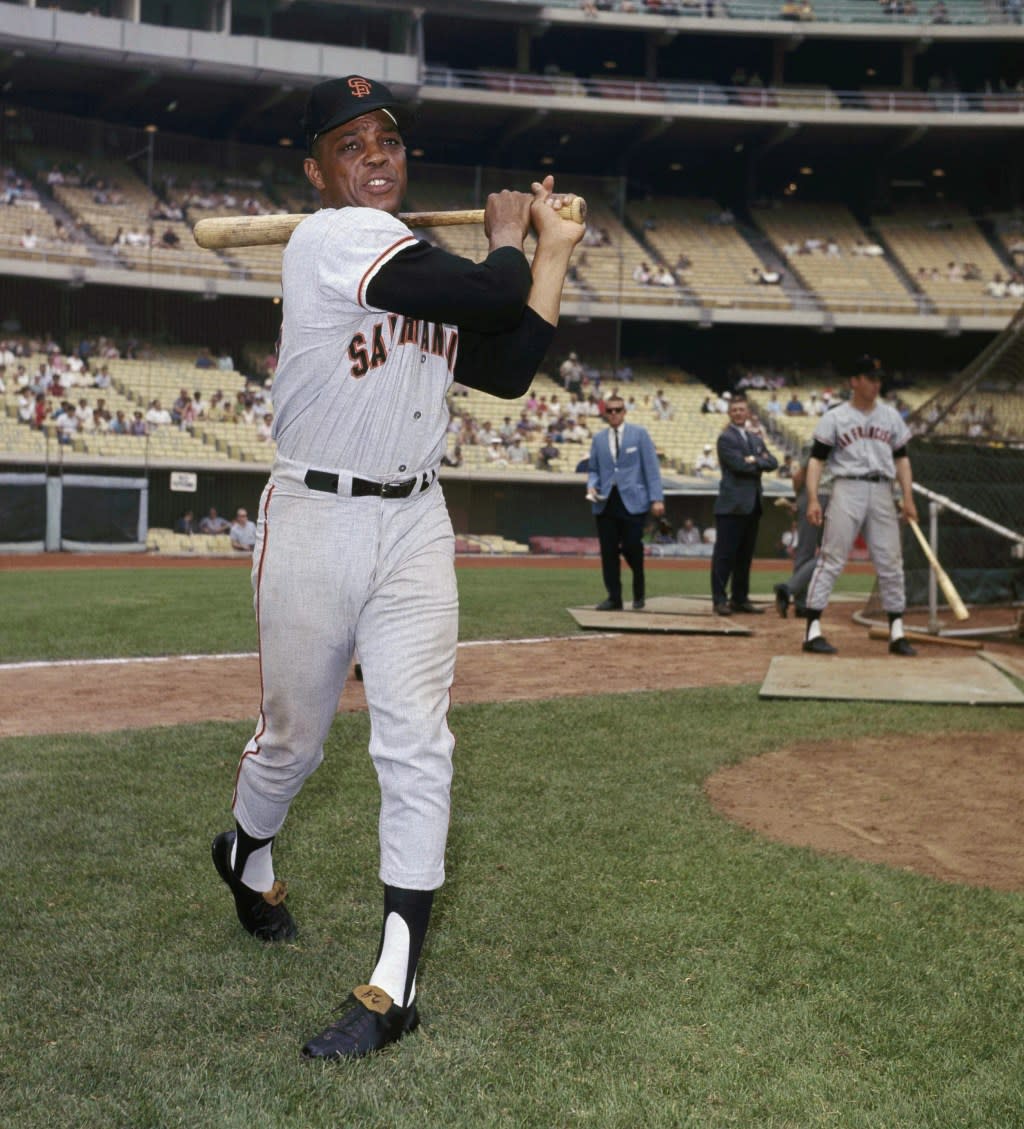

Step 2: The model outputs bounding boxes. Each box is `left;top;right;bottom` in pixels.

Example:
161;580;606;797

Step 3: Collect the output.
907;518;970;621
867;627;982;650
193;197;588;250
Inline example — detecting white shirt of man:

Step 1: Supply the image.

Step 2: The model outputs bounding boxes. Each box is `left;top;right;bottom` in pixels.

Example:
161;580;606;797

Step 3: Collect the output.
230;517;257;550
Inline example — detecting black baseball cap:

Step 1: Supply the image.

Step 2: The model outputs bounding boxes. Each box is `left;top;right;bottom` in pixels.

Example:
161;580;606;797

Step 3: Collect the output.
302;75;414;152
843;354;885;381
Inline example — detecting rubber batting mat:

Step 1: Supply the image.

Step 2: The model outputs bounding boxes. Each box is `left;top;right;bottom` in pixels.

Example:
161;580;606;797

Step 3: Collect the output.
760;654;1024;705
569;607;753;636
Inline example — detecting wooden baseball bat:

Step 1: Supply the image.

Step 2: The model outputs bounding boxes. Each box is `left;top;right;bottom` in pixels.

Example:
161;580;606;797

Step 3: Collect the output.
907;518;970;621
867;626;981;649
193;197;588;250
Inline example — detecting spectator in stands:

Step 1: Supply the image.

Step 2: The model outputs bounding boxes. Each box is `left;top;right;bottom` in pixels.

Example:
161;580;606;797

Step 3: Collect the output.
560;351;584;396
230;508;257;553
257;412;274;442
109;410;128;435
693;443;718;476
632;262;652;285
130;411;149;437
145;398;172;428
929;0;949;21
537;432;561;471
20;228;38;251
217;349;235;371
160;226;180;250
674;253;692;273
200;507;231;535
676;518;702;546
653;265;676;287
777;454;795;478
16;390;33;424
32;393;49;430
785;392;805;416
74;398;94;430
985;273;1008;298
652;389;674;420
54;403;79;445
175;510;197;534
506;435;530;465
171;388;191;425
700;395;715;414
93;364;111;390
195;347;214;369
764;391;782;415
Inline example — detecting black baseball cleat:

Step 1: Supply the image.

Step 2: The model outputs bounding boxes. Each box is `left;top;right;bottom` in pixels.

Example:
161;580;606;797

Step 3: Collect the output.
730;601;765;614
302;987;420;1061
802;636;838;655
889;637;917;656
595;598;623;611
774;584;790;618
211;831;298;943
713;602;732;616
632;598;646;610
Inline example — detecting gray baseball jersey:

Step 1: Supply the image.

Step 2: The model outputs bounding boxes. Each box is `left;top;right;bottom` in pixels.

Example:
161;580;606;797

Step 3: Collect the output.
272;207;455;477
812;399;911;478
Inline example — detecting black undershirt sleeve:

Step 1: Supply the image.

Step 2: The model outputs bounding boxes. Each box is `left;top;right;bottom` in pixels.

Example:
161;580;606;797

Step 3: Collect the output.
366;238;555;399
454;307;556;399
365;241;532;334
811;439;832;461
893;445;909;459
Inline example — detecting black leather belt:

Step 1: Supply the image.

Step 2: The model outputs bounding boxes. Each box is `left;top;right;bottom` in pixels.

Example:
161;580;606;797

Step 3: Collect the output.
304;468;430;498
836;474;891;483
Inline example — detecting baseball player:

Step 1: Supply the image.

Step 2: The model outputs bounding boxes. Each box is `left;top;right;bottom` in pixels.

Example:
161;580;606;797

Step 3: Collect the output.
801;355;918;655
211;75;583;1060
772;454;831;618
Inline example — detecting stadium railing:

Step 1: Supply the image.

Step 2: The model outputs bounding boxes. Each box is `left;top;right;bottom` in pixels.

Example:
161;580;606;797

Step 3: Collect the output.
423;67;1024;115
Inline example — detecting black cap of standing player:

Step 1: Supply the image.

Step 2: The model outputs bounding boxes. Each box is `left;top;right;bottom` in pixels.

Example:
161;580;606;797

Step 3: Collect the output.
303;76;415;153
842;354;886;382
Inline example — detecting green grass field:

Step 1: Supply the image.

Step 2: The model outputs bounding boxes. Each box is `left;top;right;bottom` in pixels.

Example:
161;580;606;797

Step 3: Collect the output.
2;563;1022;1128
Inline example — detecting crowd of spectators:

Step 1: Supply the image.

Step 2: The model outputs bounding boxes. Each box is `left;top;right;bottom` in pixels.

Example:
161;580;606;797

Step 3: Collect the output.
3;332;274;448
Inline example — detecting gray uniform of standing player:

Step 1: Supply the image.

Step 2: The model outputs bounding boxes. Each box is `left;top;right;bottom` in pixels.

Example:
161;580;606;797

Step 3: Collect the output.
211;75;583;1060
802;356;918;655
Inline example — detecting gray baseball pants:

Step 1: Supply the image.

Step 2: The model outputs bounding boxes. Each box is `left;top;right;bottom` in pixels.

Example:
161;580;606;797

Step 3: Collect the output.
805;478;906;613
232;458;458;891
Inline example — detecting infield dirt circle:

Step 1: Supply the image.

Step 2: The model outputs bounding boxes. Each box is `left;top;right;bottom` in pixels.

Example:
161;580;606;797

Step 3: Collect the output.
2;554;1021;892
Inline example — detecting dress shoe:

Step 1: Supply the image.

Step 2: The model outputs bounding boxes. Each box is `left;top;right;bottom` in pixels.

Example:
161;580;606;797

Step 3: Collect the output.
302;988;420;1060
713;603;732;616
632;598;645;610
773;584;790;618
212;830;298;943
889;637;917;657
595;598;623;611
730;601;765;614
802;636;837;655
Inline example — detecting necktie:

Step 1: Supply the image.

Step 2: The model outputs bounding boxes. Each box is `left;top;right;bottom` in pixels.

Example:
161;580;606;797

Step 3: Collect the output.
613;427;619;461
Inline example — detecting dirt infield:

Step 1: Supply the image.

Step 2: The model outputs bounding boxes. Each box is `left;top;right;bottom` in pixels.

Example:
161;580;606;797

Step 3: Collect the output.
2;553;1021;891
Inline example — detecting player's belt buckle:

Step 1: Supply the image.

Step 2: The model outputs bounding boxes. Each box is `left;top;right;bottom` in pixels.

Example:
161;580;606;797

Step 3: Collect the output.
379;478;416;498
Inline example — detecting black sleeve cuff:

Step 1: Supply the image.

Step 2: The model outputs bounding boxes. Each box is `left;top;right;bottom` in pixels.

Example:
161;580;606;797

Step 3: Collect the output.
811;440;832;461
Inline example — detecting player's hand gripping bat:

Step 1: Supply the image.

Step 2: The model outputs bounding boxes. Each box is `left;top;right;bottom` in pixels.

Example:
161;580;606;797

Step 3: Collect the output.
193;198;588;250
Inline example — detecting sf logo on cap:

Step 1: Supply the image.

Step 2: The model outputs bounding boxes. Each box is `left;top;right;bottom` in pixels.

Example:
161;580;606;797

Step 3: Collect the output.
348;77;373;98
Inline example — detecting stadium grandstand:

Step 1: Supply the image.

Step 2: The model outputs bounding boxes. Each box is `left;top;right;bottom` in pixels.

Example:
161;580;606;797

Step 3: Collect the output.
0;0;1022;578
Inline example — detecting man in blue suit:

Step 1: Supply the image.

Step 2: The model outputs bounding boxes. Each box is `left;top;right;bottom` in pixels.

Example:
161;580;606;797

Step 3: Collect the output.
586;394;664;610
711;393;779;615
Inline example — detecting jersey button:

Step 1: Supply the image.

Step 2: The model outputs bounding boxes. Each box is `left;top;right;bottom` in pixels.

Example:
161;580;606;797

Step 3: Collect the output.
420;354;427;364
399;464;407;472
413;411;421;419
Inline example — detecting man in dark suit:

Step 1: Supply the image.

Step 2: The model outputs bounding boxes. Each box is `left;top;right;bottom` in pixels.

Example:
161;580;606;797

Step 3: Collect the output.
586;394;664;610
711;394;779;615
